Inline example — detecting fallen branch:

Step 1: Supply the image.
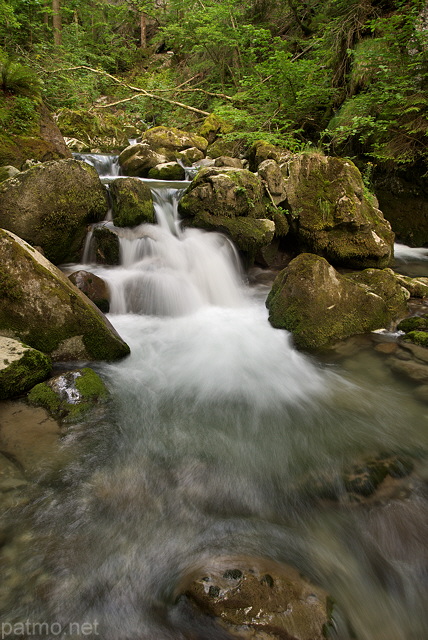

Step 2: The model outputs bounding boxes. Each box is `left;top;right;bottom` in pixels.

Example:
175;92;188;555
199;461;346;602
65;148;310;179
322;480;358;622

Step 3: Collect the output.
45;65;211;116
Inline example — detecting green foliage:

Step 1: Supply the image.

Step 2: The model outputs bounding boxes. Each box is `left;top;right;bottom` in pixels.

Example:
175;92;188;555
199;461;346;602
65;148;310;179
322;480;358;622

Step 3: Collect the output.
0;94;39;134
0;54;43;99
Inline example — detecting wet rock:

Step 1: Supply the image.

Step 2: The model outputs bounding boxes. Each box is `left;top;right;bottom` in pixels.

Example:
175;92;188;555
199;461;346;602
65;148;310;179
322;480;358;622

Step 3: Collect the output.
68;270;110;313
0;159;108;264
183;558;331;640
266;253;399;350
92;226;120;265
28;367;109;423
282;153;394;269
388;357;428;383
0;337;51;400
0;229;129;361
109;177;154;227
148;162;185;181
398;340;428;363
0;452;27;492
0;400;61;478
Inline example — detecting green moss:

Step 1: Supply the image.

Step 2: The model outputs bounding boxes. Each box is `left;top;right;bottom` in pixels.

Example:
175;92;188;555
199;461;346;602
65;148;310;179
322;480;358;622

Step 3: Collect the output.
0;271;23;301
0;346;52;400
404;331;428;347
148;163;185;181
27;381;61;414
397;315;428;333
75;367;108;399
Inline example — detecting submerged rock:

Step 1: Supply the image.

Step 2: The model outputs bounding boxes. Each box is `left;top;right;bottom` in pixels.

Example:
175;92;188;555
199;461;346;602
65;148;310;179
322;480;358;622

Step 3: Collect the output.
266;253;404;350
183;558;331;640
0;159;108;264
0;229;129;361
0;337;51;400
28;367;109;423
109;177;154;227
282;153;394;269
68;270;110;313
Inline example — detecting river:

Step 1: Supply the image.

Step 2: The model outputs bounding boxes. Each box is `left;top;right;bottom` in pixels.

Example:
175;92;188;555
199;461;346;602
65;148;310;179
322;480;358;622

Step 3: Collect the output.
1;154;428;640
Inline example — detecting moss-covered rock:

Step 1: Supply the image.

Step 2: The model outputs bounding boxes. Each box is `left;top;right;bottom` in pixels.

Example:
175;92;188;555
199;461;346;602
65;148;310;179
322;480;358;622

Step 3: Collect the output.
214;156;243;169
147;162;185;181
177;147;205;165
142;126;208;153
179;167;267;219
404;331;428;348
266;253;400;350
0;337;51;400
282;153;394;269
109;177;154;227
68;270;110;313
257;158;287;205
0;101;71;169
0;229;129;361
0;159;108;264
394;274;428;298
247;139;281;171
206;138;247;159
56;108;136;152
118;142;167;177
346;268;408;318
92;226;121;265
198;113;234;144
397;315;428;333
28;367;109;423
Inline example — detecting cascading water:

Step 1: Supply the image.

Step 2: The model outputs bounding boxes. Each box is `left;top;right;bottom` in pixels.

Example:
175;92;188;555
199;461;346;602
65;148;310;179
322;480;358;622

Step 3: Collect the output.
1;161;428;640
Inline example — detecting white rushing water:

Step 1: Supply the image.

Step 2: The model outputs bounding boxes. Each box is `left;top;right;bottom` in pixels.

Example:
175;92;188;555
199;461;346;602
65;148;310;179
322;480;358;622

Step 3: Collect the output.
3;160;428;640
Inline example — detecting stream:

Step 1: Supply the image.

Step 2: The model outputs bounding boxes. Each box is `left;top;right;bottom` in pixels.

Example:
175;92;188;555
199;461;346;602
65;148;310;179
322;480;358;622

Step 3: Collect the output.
1;154;428;640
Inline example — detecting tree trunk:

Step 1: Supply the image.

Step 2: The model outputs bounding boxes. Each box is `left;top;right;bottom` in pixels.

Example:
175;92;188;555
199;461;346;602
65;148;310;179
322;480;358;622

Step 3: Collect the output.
140;12;147;48
52;0;62;46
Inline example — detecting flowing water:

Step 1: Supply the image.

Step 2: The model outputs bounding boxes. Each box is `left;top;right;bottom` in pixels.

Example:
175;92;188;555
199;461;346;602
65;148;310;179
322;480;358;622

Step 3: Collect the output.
1;159;428;640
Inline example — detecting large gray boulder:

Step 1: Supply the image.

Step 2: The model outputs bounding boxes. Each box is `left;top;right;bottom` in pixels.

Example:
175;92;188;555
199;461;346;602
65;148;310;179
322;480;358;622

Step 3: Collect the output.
0;229;129;361
282;153;394;269
0;337;51;400
0;159;108;264
266;253;407;350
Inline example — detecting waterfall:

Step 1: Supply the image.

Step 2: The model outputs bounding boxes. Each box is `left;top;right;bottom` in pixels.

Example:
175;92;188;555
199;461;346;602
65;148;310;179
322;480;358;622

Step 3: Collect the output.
4;155;428;640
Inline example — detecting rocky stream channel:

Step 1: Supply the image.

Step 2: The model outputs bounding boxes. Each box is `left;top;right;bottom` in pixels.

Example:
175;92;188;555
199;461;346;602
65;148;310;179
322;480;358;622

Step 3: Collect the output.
1;151;428;640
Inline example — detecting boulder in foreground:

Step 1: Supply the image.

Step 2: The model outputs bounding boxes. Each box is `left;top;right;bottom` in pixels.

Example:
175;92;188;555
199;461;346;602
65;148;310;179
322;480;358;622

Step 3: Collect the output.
0;229;130;361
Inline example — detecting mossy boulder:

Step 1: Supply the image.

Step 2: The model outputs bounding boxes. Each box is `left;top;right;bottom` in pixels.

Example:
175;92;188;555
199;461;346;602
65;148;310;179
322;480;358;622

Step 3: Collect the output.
247;139;281;171
92;226;120;265
0;229;129;361
282;153;394;269
0;159;108;264
346;268;409;318
0;337;51;400
68;270;110;313
28;367;109;423
198;113;234;144
394;274;428;298
177;147;205;165
206;138;247;159
147;162;185;181
56;108;135;152
214;156;243;168
109;177;154;227
179;167;267;219
0;100;71;169
142;126;208;154
179;166;274;261
118;142;168;177
266;253;401;350
398;315;428;333
404;331;428;348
